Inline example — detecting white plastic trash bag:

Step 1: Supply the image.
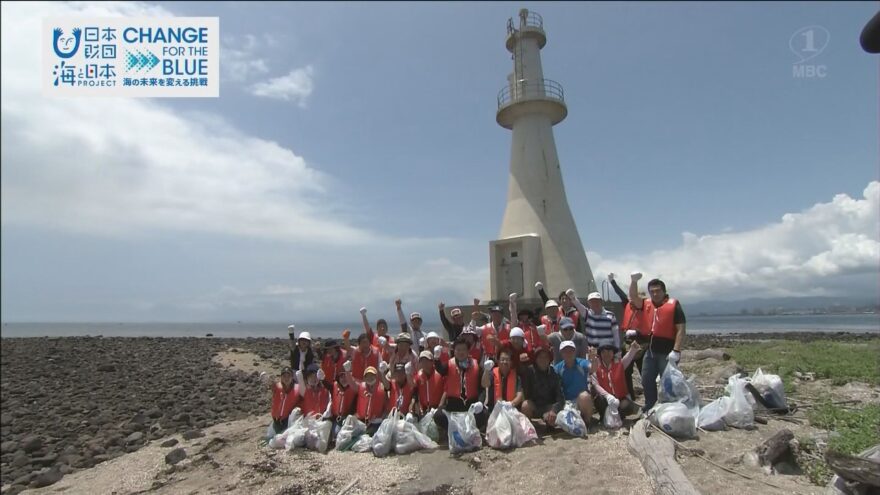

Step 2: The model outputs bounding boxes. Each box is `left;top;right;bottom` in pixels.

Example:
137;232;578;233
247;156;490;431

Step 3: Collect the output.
285;413;310;450
395;416;438;454
660;360;690;403
723;375;754;429
419;408;440;443
555;401;587;437
335;415;367;452
351;433;373;453
486;402;515;449
305;419;332;453
604;404;623;430
697;396;730;431
751;368;788;411
371;408;398;457
649;402;696;439
447;403;483;454
506;405;538;446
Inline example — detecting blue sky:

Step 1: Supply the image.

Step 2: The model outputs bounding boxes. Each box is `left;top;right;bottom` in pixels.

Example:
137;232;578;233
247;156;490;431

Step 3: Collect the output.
2;2;878;322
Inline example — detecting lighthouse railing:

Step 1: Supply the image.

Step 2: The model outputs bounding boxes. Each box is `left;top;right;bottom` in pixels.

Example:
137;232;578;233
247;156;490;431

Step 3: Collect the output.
497;78;564;109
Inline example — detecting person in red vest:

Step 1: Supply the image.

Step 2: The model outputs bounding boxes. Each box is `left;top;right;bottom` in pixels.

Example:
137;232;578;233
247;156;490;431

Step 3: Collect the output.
386;333;418;373
459;327;483;362
413;350;446;416
320;339;347;389
480;348;524;411
383;362;416;415
295;363;330;418
508;292;548;351
263;367;299;436
540;299;562;336
426;332;450;363
355;366;388;435
433;337;488;432
328;368;358;440
607;272;650;399
628;272;687;412
535;282;582;333
589;342;642;421
342;332;382;382
359;306;395;358
473;304;507;359
504;327;534;373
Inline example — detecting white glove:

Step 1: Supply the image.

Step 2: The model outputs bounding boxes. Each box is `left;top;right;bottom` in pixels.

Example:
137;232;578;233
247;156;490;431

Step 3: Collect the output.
378;336;387;347
508;292;517;302
669;350;681;364
379;361;389;374
625;329;638;340
295;370;304;384
630;271;643;282
471;402;484;415
433;345;443;358
419;337;426;347
606;395;620;408
343;361;352;372
607;272;615;282
565;288;576;299
534;281;543;290
359;307;368;315
483;360;495;371
317;369;325;381
287;325;295;334
404;362;413;376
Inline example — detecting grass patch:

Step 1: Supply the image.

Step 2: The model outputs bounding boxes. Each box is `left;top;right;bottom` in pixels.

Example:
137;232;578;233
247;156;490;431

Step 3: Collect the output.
728;340;880;387
798;402;880;485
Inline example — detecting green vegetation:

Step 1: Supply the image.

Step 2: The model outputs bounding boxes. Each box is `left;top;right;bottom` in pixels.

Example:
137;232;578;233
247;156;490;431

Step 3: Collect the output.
728;340;880;388
799;403;880;485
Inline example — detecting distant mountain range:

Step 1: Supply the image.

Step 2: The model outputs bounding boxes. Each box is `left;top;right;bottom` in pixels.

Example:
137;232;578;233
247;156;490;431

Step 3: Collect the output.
685;296;880;316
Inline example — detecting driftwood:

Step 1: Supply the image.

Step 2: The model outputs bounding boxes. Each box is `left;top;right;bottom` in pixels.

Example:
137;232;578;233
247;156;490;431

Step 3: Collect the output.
685;349;730;361
627;419;700;495
825;450;880;487
756;429;794;466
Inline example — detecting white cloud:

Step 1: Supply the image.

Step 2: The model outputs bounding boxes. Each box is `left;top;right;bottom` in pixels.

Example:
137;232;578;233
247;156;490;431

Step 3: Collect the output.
249;66;314;106
0;3;371;246
221;34;271;83
589;182;880;302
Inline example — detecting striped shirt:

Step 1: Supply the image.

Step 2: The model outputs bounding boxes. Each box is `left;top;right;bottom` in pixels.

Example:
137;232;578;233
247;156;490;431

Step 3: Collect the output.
583;308;621;349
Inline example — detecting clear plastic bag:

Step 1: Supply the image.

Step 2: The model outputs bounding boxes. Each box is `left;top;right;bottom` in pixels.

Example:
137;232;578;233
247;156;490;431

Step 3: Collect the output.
419;408;440;442
285;412;309;450
306;419;332;453
751;368;788;410
486;402;515;449
335;415;367;451
555;401;586;437
395;416;438;454
603;404;623;430
649;401;696;439
371;408;398;457
660;360;690;403
723;375;754;429
505;404;538;446
697;396;730;431
351;433;373;453
447;403;483;453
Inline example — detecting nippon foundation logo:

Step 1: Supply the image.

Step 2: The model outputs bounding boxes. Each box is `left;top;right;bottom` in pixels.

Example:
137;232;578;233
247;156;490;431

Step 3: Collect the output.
790;25;830;79
42;17;219;97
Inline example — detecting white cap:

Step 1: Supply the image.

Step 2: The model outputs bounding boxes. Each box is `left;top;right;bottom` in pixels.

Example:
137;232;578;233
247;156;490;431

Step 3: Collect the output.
509;327;525;339
587;292;602;301
545;299;559;308
287;324;296;331
298;332;312;341
410;312;422;320
560;340;576;351
450;308;462;317
426;332;440;340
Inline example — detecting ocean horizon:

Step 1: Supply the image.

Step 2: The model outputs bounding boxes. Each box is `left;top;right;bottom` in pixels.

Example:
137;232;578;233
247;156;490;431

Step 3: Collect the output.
1;313;878;338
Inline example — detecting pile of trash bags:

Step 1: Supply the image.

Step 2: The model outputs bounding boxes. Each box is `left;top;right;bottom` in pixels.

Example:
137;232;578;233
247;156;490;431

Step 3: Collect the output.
486;401;538;449
266;408;333;453
352;407;439;457
649;361;790;438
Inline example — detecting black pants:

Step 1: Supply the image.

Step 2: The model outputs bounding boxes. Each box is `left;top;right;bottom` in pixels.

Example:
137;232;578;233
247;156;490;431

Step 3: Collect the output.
433;399;488;432
624;346;646;399
272;416;289;435
593;394;639;419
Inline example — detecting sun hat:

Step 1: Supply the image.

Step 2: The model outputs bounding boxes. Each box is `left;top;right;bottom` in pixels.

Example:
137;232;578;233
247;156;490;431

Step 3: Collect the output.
419;350;434;360
509;327;525;339
298;332;312;341
545;299;559;308
587;292;602;301
560;340;577;351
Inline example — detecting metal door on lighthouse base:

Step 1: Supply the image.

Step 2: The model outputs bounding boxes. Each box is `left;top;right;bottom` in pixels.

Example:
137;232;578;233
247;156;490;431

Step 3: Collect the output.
502;259;524;298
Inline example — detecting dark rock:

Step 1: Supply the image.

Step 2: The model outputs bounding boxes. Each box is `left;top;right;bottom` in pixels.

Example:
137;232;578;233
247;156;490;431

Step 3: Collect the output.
97;364;116;372
11;452;29;468
145;408;162;419
172;413;190;423
125;432;143;444
13;473;33;486
31;468;63;488
130;413;147;424
31;453;59;467
1;440;18;453
21;436;42;453
181;430;205;440
160;438;179;448
164;447;187;465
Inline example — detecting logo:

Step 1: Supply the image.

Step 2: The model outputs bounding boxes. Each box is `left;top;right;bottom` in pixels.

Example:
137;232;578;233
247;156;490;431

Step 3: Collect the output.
43;17;219;97
790;25;830;79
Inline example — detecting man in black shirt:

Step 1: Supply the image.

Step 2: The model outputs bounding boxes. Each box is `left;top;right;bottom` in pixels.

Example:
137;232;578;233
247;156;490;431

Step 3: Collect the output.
521;347;565;434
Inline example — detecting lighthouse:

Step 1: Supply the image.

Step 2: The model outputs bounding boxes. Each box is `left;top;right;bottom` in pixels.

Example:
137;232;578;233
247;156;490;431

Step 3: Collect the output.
489;9;597;301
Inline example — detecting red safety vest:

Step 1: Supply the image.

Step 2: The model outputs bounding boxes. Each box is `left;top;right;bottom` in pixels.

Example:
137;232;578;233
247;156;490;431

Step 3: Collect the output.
541;315;559;335
331;382;357;417
416;369;445;409
321;350;347;384
480;322;507;358
271;383;299;420
595;360;629;400
644;297;678;340
351;346;381;381
388;380;416;415
624;302;650;337
523;323;548;350
492;367;518;403
356;381;387;422
468;342;482;362
445;358;479;401
301;385;330;416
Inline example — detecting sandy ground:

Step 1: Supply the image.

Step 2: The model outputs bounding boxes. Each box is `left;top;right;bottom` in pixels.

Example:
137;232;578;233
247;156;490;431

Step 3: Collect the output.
18;343;879;495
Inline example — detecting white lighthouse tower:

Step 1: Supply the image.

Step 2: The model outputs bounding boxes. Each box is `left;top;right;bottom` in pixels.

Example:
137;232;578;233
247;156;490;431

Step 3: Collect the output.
489;9;597;301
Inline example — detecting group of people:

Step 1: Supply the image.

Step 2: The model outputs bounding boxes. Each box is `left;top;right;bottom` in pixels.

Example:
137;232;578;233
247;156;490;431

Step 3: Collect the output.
264;271;686;447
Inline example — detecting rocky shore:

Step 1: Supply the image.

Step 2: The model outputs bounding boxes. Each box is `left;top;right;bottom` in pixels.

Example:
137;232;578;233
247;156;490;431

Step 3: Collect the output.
0;332;876;494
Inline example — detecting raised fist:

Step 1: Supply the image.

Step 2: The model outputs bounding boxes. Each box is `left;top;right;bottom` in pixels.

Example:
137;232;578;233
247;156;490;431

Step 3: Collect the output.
404;362;413;376
378;336;387;347
483;360;495;371
565;288;576;299
438;302;446;311
509;292;517;302
316;369;325;381
395;299;402;308
625;329;638;340
342;328;351;339
535;281;543;291
433;345;443;358
473;298;480;306
379;361;389;374
343;361;352;372
630;272;643;282
607;273;615;282
359;307;368;315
